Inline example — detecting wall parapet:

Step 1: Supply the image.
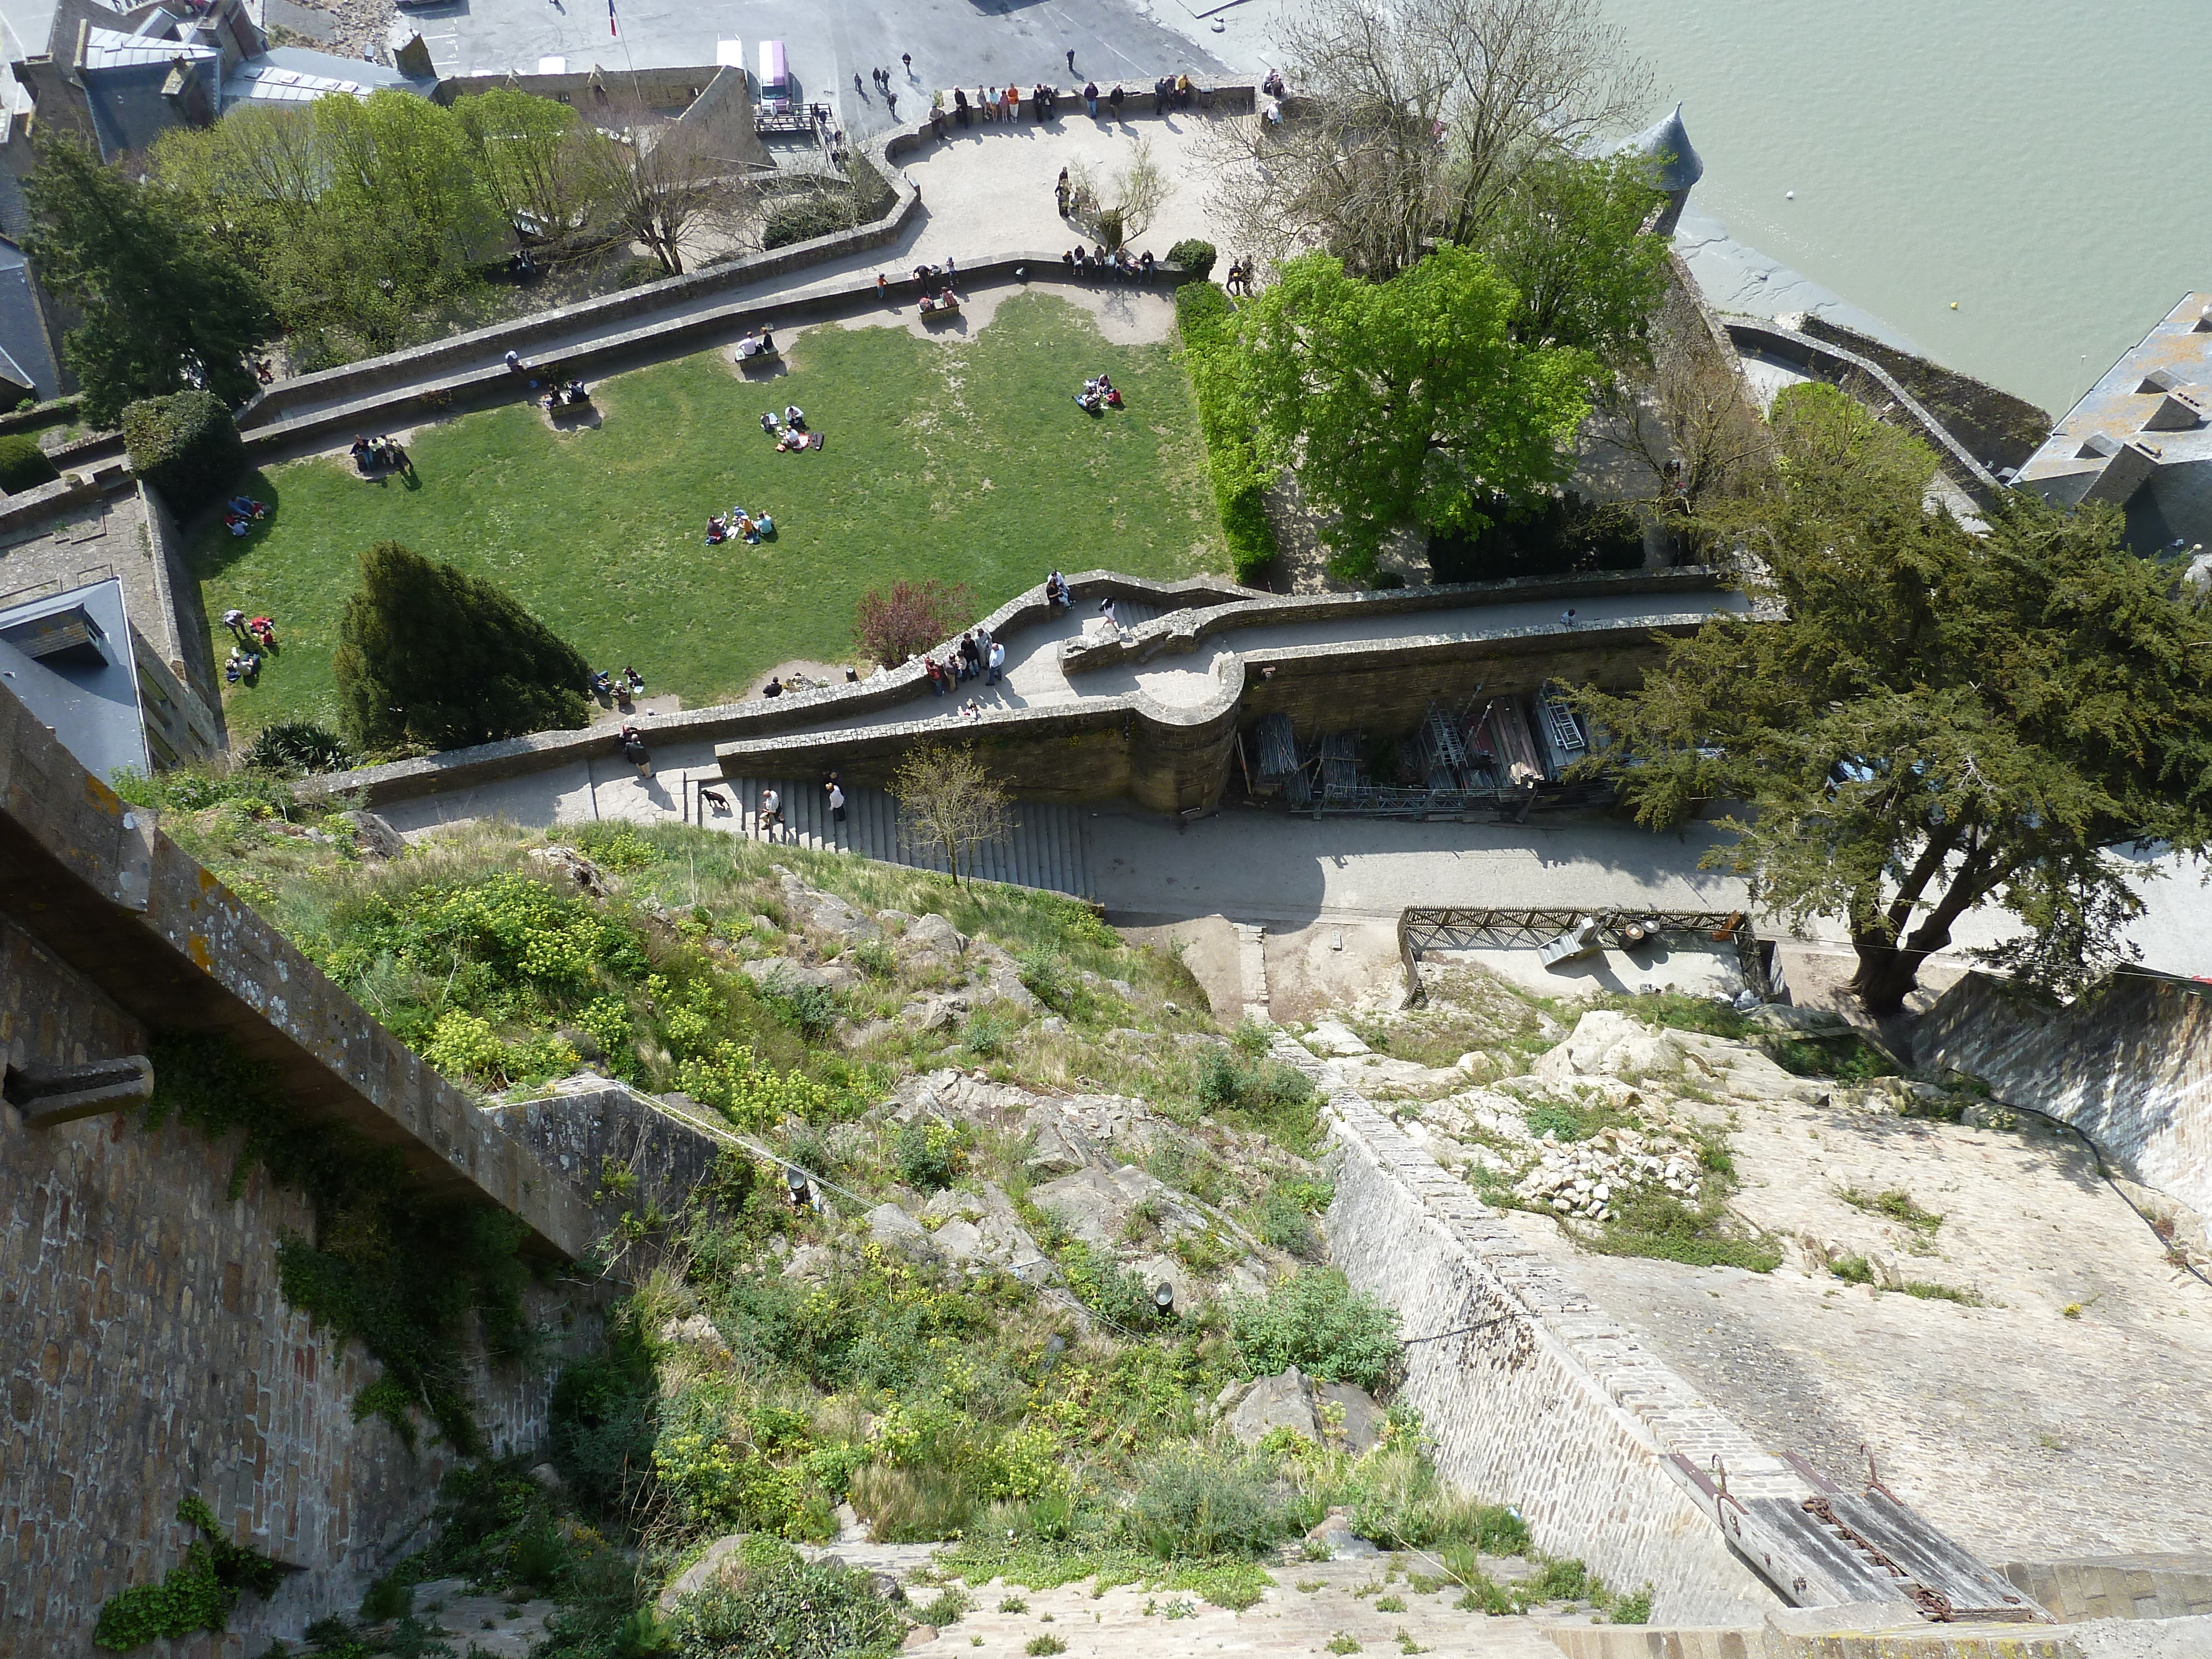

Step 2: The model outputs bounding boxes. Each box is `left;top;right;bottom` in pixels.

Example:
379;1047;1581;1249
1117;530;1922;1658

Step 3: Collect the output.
1281;1030;1794;1625
0;679;592;1259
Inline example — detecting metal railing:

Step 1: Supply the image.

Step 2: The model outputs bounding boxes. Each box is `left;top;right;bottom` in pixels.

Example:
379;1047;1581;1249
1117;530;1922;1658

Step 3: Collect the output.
1395;905;1767;1006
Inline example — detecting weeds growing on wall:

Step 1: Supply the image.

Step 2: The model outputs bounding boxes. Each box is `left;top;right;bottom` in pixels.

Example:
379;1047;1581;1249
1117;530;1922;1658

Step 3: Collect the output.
93;1495;283;1650
143;1032;533;1452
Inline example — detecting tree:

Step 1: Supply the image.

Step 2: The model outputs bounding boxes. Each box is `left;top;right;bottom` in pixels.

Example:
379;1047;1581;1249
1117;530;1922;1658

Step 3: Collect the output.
1481;152;1667;367
588;105;758;276
1066;137;1168;250
452;86;611;252
854;580;977;668
1236;245;1598;580
891;745;1014;888
20;139;272;425
1594;289;1772;527
333;542;592;753
1203;0;1648;277
1578;383;2212;1017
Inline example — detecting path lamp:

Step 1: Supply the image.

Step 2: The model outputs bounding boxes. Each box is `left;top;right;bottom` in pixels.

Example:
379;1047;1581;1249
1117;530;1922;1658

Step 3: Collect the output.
786;1165;811;1208
1153;1281;1176;1318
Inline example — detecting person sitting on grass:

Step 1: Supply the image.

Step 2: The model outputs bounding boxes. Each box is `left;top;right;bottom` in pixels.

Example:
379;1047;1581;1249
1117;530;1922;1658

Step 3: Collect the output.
227;495;268;519
784;404;806;431
623;665;645;692
350;435;375;473
706;514;728;545
248;617;277;649
225;646;259;684
589;668;615;697
760;410;782;437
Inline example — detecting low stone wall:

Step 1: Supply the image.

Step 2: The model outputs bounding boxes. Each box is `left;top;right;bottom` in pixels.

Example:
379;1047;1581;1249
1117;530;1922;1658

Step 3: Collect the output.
296;571;1252;811
1917;971;2212;1220
1287;1032;1791;1625
1792;316;2051;473
1998;1555;2212;1624
486;1076;729;1254
1721;318;2001;504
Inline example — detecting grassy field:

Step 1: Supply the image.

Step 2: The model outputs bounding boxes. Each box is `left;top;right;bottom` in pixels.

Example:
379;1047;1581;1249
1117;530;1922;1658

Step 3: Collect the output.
194;294;1224;737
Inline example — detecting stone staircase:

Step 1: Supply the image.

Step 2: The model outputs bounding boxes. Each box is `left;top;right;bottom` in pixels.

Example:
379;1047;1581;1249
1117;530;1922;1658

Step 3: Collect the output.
708;775;1096;899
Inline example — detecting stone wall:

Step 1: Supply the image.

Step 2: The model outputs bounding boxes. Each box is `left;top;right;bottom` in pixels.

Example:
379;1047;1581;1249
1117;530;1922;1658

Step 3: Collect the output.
486;1076;730;1258
1792;315;2051;472
1287;1032;1791;1625
1917;971;2212;1220
0;912;596;1658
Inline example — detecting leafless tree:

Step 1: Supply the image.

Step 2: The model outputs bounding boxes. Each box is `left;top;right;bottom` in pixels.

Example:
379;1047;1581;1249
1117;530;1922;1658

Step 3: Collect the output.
1065;137;1169;248
587;104;760;275
1206;0;1650;276
892;745;1014;888
1599;298;1775;521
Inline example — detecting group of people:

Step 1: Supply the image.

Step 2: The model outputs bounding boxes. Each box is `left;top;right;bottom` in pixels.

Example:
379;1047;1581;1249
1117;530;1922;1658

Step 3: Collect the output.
1061;244;1155;281
589;665;646;703
220;609;278;684
921;623;1007;695
735;326;779;362
1224;258;1258;297
760;405;821;453
1045;569;1073;608
751;773;850;843
222;495;269;538
540;378;590;413
909;262;962;316
706;503;776;544
950;82;1033;124
348;434;411;476
1074;373;1123;414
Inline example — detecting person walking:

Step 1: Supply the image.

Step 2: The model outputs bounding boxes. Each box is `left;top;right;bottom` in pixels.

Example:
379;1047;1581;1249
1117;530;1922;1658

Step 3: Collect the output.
886;87;898;117
1559;608;1578;628
759;786;784;842
902;51;912;77
1099;595;1119;634
1066;47;1076;74
1056;166;1070;215
826;778;847;831
854;70;865;96
987;638;1007;685
222;607;248;639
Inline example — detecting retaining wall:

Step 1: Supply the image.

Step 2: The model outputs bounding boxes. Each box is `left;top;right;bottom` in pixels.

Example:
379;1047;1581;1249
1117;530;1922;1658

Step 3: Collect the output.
1288;1032;1792;1624
0;924;594;1655
1917;971;2212;1220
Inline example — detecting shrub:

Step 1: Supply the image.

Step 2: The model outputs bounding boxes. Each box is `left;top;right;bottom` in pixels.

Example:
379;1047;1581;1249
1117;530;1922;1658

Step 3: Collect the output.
1426;491;1643;585
1175;281;1279;580
961;1010;1010;1056
1255;1178;1330;1259
761;967;840;1041
1593;1192;1783;1273
550;1313;659;1510
1227;1269;1399;1391
243;719;352;776
1609;1584;1654;1624
122;390;246;516
1346;1442;1527;1553
894;1120;961;1191
854;578;977;668
763;187;863;250
1166;238;1217;280
332;540;591;752
1016;948;1073;1011
672;1535;904;1658
849;1460;977;1543
1123;1446;1290;1558
92;1495;283;1649
0;432;58;493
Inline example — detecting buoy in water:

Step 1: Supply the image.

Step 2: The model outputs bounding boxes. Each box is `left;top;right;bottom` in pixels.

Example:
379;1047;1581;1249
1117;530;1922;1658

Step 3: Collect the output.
1785;190;1795;200
1950;301;1959;309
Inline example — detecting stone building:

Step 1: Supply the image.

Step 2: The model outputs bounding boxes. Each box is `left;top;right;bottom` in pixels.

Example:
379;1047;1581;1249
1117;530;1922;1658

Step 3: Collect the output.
2013;290;2212;553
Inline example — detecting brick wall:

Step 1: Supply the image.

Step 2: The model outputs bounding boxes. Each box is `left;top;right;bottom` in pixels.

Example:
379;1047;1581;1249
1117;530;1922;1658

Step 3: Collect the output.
0;914;596;1658
1285;1034;1790;1625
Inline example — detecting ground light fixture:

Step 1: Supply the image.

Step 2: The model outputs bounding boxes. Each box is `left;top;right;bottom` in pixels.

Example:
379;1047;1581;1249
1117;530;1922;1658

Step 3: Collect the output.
1154;1281;1176;1316
785;1165;811;1207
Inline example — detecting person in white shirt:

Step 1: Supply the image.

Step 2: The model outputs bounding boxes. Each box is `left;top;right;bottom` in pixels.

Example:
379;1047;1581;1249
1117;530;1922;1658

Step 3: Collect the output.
826;780;846;825
760;787;784;841
987;640;1007;685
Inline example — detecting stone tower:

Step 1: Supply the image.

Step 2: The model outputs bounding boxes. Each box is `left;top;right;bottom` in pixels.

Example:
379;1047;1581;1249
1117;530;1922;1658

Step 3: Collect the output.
1621;102;1704;238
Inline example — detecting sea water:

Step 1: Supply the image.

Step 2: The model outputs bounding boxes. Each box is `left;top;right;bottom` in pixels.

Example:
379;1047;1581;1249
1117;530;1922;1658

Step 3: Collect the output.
1602;0;2211;415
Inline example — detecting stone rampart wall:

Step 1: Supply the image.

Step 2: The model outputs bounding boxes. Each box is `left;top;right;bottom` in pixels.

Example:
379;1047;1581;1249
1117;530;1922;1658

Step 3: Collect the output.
1918;971;2212;1220
0;913;593;1659
1287;1034;1791;1625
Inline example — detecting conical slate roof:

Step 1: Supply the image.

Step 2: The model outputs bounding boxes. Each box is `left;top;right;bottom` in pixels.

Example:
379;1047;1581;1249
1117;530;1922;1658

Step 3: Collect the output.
1621;103;1703;192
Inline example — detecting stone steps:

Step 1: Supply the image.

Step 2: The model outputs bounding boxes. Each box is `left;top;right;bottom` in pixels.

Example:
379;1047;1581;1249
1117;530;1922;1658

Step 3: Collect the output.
711;775;1094;899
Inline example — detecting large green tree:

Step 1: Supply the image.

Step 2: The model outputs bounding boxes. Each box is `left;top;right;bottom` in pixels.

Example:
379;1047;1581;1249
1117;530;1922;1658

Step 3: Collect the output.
334;542;592;753
1580;384;2212;1016
1481;152;1668;369
20;139;273;425
1236;244;1598;580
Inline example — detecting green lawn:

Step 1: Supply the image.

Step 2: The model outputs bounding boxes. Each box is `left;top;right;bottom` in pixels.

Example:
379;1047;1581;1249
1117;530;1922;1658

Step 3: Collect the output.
195;293;1224;737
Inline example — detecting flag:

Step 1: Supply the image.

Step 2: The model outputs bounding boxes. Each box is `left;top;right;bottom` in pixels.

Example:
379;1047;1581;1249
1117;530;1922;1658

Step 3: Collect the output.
608;0;617;36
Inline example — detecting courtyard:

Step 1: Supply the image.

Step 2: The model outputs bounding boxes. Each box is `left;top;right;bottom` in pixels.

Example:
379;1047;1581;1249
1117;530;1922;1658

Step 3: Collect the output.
192;291;1221;735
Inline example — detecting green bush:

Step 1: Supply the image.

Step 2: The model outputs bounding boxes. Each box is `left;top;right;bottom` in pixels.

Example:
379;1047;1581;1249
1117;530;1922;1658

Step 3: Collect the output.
1345;1442;1527;1553
92;1495;283;1649
1226;1269;1399;1390
894;1120;961;1191
1174;282;1279;580
243;719;352;776
1123;1446;1290;1558
0;431;58;493
550;1312;660;1510
1594;1192;1783;1274
1016;948;1074;1011
333;540;592;752
672;1535;904;1659
122;390;246;516
1166;239;1217;280
763;187;863;251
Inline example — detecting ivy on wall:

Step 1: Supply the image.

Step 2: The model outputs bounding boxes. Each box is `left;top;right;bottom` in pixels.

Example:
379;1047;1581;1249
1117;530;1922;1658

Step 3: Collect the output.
92;1495;282;1651
143;1032;535;1454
